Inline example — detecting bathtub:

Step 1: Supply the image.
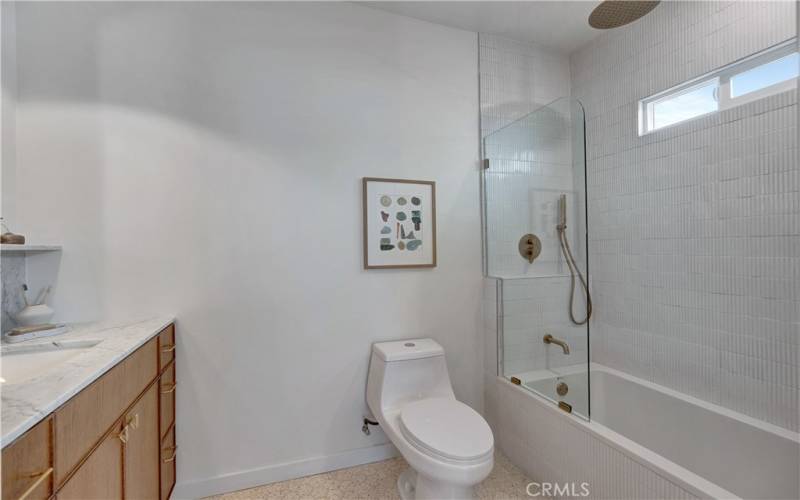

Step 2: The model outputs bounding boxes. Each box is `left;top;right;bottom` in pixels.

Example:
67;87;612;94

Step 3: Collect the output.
514;364;800;499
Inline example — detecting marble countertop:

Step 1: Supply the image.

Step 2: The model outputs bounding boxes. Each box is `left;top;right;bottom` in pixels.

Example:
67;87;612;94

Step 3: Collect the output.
1;316;175;448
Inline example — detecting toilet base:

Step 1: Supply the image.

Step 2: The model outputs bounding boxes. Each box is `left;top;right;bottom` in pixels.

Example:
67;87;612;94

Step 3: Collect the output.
397;467;476;500
397;468;416;500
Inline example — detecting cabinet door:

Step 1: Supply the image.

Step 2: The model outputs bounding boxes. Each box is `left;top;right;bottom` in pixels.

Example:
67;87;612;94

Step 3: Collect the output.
55;337;157;486
57;421;124;500
124;383;160;500
1;417;53;500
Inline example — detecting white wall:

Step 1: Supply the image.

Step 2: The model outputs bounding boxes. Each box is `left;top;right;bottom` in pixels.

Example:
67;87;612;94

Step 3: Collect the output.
8;2;483;496
1;1;17;222
571;0;798;431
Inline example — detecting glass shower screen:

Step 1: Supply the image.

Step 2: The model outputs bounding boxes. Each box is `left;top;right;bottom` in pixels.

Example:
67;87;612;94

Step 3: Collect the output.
483;98;591;419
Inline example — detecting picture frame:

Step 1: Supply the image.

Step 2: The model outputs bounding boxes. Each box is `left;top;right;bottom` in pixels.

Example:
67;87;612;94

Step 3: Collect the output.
362;177;437;269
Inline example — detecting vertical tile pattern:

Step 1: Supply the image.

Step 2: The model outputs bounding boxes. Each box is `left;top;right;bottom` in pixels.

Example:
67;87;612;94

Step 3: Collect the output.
482;277;499;376
480;34;589;377
484;375;698;500
480;34;577;279
484;2;797;496
484;101;582;278
501;277;589;374
480;34;571;138
570;0;799;431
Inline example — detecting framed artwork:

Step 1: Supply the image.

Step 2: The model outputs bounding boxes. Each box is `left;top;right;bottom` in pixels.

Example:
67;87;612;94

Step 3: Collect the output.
362;177;437;269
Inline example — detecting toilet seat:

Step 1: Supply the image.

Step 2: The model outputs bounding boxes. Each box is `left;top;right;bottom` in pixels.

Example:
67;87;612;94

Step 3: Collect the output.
399;398;493;463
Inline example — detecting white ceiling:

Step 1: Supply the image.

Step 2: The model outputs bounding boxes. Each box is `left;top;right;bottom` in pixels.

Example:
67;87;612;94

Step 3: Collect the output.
361;1;603;54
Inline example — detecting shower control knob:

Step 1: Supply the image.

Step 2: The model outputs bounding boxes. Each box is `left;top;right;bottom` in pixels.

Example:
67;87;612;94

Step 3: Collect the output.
518;234;542;263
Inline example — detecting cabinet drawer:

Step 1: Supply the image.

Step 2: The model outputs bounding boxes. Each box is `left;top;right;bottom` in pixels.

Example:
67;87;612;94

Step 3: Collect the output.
1;417;53;500
160;427;176;500
54;337;158;486
57;421;123;500
159;363;176;440
158;325;175;371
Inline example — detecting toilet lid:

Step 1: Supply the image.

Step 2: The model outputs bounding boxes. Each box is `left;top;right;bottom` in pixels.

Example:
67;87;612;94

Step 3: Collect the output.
400;398;493;461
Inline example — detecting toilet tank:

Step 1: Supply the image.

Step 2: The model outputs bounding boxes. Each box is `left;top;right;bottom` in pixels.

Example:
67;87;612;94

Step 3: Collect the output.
366;339;455;414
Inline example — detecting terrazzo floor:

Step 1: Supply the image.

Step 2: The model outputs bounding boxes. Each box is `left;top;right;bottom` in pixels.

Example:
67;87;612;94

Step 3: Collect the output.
209;452;534;500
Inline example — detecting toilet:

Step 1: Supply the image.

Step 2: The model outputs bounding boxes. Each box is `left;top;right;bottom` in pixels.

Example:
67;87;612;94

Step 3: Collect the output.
366;339;494;500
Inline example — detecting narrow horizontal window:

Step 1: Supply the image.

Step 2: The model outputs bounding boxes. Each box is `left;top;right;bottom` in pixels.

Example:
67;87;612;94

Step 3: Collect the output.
730;52;799;98
649;79;718;130
639;38;797;135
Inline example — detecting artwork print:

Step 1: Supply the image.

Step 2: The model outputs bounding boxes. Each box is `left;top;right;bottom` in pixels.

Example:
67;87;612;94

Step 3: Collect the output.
362;178;436;269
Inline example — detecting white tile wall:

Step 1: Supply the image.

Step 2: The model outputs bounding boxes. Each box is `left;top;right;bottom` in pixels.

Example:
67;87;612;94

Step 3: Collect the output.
570;0;799;431
483;277;499;376
501;277;589;375
479;34;571;138
483;104;582;278
480;34;589;378
480;34;578;279
484;2;798;495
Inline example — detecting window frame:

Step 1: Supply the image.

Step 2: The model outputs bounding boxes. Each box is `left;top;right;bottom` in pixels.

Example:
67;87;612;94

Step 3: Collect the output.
641;77;720;134
639;38;798;136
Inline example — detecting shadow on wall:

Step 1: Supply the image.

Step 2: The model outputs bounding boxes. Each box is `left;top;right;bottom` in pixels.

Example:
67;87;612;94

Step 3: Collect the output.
12;0;477;320
10;1;485;495
16;1;463;159
481;100;568;137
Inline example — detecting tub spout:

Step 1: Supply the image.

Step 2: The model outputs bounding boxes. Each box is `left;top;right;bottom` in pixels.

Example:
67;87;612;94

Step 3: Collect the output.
543;334;570;355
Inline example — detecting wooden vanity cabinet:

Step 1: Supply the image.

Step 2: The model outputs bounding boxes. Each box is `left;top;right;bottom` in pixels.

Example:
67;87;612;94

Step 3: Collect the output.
160;426;177;500
57;420;124;500
1;323;176;500
159;363;176;441
158;325;175;371
0;417;53;500
54;337;158;486
124;384;161;500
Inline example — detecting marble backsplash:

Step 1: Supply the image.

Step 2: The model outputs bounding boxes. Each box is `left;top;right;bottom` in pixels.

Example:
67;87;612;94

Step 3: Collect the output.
1;255;26;331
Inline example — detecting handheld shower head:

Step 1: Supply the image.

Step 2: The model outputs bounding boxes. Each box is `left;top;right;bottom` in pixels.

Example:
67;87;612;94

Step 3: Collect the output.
557;194;567;230
556;193;592;325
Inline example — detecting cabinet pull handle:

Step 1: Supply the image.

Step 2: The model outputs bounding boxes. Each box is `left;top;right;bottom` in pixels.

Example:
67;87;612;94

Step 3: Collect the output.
161;344;176;352
161;382;177;394
18;467;53;500
118;425;130;444
127;413;140;430
162;446;178;463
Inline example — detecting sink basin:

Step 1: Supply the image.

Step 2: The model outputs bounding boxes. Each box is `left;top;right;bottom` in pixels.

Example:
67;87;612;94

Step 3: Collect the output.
1;340;102;385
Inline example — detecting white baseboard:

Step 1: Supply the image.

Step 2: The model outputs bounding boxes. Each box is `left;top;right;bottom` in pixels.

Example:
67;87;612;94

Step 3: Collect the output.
171;443;398;499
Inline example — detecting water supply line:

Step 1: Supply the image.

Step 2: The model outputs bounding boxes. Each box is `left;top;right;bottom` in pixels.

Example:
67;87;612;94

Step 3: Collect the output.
557;194;592;325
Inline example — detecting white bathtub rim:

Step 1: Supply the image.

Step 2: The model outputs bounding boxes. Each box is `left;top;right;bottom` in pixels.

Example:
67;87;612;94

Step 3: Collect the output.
514;362;800;444
586;419;738;500
496;376;739;500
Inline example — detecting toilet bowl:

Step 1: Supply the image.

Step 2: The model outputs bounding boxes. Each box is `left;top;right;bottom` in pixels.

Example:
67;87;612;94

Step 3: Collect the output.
366;339;494;500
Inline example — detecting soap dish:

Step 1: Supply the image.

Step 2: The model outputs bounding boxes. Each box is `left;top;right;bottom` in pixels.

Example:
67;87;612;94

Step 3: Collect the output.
3;324;71;344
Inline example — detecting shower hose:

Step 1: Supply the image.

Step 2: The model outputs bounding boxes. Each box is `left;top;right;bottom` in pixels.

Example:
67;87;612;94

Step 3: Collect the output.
557;224;592;325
